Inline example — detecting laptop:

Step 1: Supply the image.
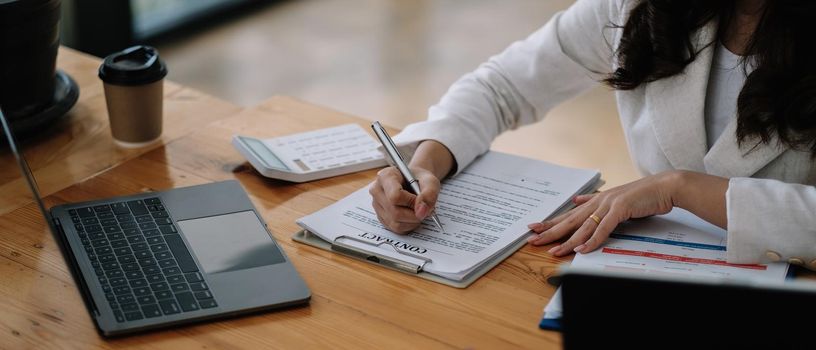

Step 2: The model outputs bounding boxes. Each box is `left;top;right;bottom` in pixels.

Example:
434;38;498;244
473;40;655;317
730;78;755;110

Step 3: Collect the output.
558;267;816;349
1;108;310;337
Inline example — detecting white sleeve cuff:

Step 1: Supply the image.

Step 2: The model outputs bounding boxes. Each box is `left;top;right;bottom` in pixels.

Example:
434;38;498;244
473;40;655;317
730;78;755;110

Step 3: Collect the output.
726;177;816;264
392;116;487;175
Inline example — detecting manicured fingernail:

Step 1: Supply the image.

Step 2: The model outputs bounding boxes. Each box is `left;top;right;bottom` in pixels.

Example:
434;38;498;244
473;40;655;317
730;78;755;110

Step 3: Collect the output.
416;202;429;219
547;246;559;254
528;222;542;230
574;244;586;253
572;196;578;204
527;234;538;243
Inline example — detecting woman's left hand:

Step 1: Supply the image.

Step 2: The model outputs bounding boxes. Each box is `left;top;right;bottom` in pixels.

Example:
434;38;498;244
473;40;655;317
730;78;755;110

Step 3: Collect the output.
527;171;683;256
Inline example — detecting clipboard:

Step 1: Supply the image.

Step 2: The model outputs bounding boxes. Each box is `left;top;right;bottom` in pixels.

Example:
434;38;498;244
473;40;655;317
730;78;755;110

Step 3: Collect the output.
292;229;532;288
292;179;605;289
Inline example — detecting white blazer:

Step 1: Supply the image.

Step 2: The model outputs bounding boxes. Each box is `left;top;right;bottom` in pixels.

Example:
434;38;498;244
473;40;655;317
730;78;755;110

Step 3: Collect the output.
392;0;816;268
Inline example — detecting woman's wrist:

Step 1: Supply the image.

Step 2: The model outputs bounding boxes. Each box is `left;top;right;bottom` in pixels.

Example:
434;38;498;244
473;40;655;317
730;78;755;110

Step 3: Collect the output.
666;170;729;229
409;140;456;179
665;170;691;208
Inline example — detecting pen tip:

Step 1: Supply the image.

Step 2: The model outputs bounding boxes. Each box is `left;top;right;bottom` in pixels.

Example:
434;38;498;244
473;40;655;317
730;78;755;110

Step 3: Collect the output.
431;215;445;233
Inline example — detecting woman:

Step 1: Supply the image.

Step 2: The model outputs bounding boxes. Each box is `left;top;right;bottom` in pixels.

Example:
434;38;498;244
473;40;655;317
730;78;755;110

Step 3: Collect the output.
369;0;816;269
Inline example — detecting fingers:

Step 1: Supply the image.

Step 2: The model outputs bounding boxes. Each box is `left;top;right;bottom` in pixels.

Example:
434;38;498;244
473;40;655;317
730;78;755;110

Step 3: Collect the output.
575;208;621;253
551;206;609;256
573;193;596;205
533;192;599;233
370;167;422;233
413;171;441;219
372;200;421;234
377;167;416;207
527;194;614;256
527;208;573;234
527;205;593;246
529;174;676;256
527;221;556;233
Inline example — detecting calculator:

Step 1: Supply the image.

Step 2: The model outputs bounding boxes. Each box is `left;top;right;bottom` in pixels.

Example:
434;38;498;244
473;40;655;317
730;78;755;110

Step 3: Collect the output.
232;124;388;182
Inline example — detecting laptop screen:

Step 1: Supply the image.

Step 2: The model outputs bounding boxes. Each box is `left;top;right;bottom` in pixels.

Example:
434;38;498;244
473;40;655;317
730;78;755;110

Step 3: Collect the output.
1;106;104;318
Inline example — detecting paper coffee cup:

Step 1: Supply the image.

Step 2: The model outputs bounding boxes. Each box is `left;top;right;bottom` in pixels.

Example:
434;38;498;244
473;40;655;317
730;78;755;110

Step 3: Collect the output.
98;46;167;148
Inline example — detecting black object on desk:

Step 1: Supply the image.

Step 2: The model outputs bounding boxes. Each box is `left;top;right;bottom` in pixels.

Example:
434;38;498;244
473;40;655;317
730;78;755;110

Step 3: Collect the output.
0;0;80;135
559;268;816;349
6;69;79;135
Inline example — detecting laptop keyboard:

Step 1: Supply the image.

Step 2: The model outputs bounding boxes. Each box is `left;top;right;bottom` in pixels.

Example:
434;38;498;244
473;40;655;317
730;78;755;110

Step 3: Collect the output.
68;197;218;323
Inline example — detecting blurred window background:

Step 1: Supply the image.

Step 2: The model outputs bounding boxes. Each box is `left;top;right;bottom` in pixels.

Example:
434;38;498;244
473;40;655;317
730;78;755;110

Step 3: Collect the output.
131;0;251;40
58;0;632;185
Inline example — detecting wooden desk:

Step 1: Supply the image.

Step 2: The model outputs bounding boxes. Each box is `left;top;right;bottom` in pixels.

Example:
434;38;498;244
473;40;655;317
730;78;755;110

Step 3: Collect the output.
0;47;241;216
0;94;572;349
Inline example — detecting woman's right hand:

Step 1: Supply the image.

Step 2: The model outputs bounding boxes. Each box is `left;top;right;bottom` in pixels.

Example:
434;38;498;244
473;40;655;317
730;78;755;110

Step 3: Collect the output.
368;140;455;234
369;166;441;233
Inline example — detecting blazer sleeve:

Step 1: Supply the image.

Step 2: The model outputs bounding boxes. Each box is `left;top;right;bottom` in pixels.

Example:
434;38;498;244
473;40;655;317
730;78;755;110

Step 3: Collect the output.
392;0;627;173
726;178;816;267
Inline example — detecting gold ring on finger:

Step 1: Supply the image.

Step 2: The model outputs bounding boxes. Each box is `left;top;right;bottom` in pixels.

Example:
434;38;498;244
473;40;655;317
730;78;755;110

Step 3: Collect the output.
589;214;601;225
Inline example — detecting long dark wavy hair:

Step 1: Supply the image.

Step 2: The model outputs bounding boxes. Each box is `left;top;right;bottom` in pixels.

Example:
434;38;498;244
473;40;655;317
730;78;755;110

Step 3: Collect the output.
604;0;816;154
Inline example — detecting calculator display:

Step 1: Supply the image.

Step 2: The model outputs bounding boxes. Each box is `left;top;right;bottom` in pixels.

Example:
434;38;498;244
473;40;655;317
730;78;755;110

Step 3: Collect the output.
241;137;290;171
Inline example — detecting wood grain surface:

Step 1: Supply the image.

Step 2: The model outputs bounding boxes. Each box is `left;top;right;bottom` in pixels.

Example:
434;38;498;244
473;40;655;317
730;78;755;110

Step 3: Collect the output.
0;47;241;216
0;96;572;349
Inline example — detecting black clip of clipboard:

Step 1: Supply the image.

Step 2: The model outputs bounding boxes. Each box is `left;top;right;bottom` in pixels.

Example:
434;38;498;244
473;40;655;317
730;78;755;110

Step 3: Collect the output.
330;235;432;274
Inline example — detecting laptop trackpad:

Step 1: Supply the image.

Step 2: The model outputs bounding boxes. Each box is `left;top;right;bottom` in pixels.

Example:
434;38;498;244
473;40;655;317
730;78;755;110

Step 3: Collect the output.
177;210;285;274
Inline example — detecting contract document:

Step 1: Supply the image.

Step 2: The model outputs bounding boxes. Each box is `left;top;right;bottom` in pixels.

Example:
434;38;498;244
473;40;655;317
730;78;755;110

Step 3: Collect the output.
296;151;601;283
541;208;790;325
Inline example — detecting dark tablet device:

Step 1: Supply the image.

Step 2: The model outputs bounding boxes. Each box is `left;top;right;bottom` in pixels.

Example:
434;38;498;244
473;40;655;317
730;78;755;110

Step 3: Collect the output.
560;267;816;349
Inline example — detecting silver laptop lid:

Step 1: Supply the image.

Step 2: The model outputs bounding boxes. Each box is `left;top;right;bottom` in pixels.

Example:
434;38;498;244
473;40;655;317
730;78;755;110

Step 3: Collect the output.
0;107;52;222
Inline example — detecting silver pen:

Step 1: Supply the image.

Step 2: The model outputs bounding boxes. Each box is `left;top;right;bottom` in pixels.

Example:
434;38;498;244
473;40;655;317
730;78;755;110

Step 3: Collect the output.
371;121;445;233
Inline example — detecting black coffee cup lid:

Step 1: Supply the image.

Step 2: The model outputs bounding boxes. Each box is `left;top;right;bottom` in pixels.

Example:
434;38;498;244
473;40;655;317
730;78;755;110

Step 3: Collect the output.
98;46;167;86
